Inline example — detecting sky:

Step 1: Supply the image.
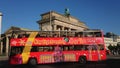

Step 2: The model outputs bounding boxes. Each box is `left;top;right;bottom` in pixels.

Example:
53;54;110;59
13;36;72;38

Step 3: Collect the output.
0;0;120;35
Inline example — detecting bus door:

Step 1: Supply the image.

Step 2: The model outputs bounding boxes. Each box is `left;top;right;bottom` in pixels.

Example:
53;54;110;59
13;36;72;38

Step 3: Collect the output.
88;45;98;61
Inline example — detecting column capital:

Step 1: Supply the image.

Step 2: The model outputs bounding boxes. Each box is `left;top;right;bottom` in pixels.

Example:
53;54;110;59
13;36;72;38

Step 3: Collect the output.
0;12;3;16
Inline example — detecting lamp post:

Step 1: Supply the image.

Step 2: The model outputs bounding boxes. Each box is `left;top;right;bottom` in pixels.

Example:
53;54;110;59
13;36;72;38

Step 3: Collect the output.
0;12;2;37
0;12;3;55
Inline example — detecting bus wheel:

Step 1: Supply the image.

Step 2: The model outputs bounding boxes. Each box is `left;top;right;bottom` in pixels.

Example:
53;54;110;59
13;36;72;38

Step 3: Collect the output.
28;58;37;65
79;56;87;64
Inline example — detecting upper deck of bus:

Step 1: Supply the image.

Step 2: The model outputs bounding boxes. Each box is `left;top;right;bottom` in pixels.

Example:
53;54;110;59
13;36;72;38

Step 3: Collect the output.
10;29;103;38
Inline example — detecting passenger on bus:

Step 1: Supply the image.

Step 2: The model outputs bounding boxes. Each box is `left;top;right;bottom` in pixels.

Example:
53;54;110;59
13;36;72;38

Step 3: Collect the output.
53;34;58;37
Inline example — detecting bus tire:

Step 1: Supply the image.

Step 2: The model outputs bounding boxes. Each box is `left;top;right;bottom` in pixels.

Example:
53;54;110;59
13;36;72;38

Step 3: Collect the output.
28;58;37;65
79;56;87;64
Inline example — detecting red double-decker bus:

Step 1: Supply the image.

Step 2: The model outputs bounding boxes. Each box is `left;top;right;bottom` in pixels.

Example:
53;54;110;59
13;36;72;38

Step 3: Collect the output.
9;29;106;65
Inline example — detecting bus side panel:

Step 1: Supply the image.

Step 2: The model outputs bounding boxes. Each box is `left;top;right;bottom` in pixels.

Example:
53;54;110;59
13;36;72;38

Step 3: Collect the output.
29;52;54;64
9;54;22;65
100;50;107;60
75;51;89;62
63;51;76;62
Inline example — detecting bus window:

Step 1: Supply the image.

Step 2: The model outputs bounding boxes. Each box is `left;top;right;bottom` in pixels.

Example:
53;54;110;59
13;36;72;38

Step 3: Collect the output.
92;45;97;51
31;46;38;52
74;45;82;51
54;46;63;53
75;32;83;37
44;47;49;52
97;44;104;50
36;34;41;37
87;45;97;51
63;46;69;51
69;46;74;50
49;46;54;51
38;46;54;52
10;47;23;56
38;47;44;52
94;32;102;37
84;45;89;50
61;45;74;51
84;32;93;37
87;45;93;51
18;34;27;38
81;45;86;50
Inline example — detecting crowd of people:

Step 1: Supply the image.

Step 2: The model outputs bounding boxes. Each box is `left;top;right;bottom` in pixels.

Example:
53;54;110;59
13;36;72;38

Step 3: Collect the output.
107;44;120;55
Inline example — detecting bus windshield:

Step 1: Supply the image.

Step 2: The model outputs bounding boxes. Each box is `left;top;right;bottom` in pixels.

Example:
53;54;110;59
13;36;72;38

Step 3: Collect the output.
10;46;23;56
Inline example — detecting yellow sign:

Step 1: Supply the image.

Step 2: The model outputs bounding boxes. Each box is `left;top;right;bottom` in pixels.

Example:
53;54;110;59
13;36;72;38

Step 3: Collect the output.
21;32;38;64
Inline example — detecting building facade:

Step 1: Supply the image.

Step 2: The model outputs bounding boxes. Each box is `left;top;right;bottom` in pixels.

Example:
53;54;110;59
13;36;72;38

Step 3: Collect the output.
0;26;33;55
104;36;120;50
37;11;88;31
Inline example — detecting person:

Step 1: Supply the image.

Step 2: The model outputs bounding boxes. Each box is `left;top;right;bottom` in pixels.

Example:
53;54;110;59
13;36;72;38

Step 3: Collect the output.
53;34;58;37
53;46;64;62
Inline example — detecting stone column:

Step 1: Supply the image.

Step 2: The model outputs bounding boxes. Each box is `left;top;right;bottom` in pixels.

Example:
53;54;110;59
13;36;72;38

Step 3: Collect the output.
62;26;64;31
40;23;42;31
68;28;71;31
0;41;3;55
53;25;57;31
14;34;18;38
6;36;9;56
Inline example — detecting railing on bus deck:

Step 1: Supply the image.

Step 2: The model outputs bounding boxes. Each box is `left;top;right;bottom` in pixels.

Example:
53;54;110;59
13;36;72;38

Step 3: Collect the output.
10;29;103;38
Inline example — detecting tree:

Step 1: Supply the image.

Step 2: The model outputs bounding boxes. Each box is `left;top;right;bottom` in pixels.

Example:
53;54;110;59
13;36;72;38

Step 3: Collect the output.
108;44;113;51
117;42;120;54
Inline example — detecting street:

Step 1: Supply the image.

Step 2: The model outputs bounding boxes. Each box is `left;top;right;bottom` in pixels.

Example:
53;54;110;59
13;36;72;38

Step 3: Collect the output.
0;56;120;68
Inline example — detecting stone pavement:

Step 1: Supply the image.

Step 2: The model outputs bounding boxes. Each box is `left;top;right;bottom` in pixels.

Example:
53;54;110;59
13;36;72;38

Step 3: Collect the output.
0;55;120;61
0;56;8;61
107;55;120;59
